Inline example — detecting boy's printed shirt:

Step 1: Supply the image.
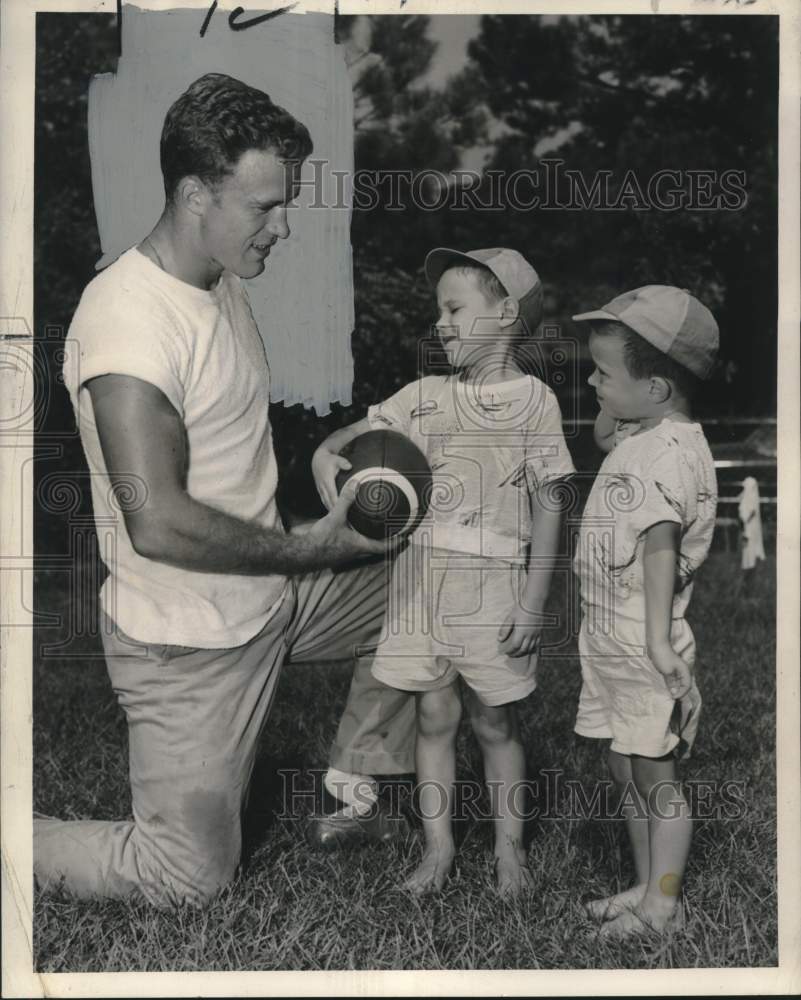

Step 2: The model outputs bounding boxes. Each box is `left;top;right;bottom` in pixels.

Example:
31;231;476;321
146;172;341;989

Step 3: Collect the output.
575;418;718;624
367;374;575;560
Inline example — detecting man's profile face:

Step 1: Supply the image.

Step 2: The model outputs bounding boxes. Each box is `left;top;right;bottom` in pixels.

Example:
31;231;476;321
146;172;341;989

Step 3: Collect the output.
199;148;302;280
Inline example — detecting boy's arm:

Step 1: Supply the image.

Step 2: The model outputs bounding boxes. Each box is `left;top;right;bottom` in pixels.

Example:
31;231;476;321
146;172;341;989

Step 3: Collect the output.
593;412;618;453
498;483;563;658
643;520;692;698
312;416;372;510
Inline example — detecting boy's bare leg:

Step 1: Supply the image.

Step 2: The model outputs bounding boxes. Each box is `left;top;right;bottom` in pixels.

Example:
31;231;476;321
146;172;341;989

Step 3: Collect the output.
600;753;690;938
404;684;461;894
468;693;532;898
585;749;650;920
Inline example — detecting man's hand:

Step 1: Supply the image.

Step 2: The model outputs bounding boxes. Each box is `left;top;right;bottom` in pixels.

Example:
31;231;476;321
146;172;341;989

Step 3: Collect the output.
648;640;693;699
497;609;544;658
311;445;352;511
305;478;398;562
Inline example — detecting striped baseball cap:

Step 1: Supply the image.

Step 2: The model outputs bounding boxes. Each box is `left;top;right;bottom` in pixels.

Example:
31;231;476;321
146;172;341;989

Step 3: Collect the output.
572;285;719;379
424;247;544;335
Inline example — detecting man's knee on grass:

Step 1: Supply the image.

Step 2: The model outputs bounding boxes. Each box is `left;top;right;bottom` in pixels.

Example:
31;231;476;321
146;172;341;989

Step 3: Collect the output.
140;790;242;908
143;847;239;909
32;837;237;909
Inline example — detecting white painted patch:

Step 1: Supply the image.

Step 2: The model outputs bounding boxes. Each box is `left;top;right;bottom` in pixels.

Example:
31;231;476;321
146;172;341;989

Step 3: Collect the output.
87;7;354;415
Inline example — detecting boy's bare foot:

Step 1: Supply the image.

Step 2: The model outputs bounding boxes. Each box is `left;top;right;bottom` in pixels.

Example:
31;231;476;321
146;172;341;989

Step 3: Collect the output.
494;853;534;898
598;901;684;940
403;843;454;895
584;883;647;921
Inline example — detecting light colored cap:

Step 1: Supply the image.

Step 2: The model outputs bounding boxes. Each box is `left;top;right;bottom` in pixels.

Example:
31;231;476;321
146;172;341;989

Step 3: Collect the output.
572;284;719;379
424;247;544;334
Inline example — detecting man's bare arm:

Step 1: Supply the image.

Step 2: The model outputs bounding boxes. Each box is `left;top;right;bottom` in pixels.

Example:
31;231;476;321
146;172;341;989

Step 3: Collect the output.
88;374;387;575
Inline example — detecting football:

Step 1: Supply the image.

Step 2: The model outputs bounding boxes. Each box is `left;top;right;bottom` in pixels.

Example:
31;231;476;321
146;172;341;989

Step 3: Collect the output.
335;429;433;539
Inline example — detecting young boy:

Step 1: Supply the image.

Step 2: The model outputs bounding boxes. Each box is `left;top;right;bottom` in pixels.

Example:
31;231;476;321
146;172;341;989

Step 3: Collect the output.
572;285;719;938
313;248;575;895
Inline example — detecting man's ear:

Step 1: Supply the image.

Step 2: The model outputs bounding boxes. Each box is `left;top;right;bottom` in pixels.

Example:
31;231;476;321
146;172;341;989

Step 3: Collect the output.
649;375;673;404
176;175;211;218
499;296;520;328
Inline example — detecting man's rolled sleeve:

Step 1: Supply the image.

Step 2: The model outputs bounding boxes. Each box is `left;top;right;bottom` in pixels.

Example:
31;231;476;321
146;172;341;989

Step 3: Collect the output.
65;289;187;418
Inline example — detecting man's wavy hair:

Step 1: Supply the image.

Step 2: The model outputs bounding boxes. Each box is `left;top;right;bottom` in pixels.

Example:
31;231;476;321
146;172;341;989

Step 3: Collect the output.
160;73;313;202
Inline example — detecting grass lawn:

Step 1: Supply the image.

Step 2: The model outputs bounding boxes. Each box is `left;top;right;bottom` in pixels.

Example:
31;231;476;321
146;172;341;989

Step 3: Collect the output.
32;550;777;971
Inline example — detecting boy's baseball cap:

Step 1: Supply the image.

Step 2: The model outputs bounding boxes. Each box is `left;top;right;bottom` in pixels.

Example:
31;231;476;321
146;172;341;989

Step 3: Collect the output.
424;247;544;334
572;285;719;380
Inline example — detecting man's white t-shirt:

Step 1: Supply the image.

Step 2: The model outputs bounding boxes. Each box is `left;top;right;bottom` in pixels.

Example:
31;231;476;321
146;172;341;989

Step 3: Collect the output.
64;247;288;648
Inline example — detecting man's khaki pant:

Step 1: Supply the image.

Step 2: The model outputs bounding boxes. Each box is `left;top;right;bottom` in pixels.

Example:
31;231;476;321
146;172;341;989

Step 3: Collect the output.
34;561;416;906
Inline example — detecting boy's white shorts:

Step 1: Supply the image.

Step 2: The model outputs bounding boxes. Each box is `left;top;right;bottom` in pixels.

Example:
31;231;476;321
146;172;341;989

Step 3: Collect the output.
574;616;701;759
370;544;537;707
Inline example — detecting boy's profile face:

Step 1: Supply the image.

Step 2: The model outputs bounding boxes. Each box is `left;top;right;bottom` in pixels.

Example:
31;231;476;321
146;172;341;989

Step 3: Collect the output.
587;330;654;421
435;268;506;370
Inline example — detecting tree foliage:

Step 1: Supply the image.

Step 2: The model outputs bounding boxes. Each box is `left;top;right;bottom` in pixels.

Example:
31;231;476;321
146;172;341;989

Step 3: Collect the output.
331;16;490;281
341;15;486;171
35;15;119;332
465;14;778;413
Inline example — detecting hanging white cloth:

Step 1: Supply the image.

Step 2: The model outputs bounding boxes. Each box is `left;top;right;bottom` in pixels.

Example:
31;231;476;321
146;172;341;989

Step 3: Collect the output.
87;7;355;415
738;476;765;570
